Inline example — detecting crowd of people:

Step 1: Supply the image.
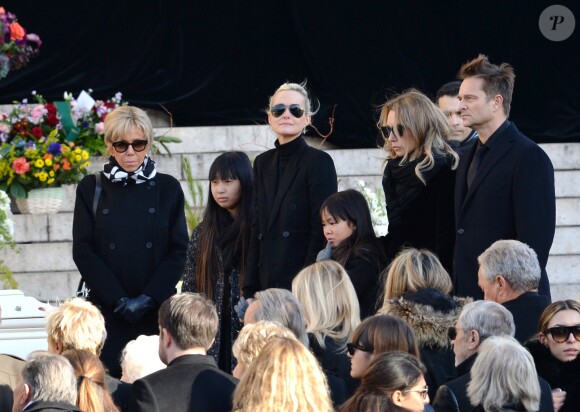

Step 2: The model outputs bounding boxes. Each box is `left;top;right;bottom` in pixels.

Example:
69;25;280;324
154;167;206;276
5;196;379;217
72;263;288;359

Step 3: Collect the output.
1;53;578;412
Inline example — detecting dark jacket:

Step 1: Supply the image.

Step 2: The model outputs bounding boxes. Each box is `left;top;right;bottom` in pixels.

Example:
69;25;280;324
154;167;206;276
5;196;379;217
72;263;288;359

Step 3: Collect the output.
343;250;385;318
526;339;580;412
106;375;131;412
502;291;551;343
129;354;237;412
72;172;189;376
23;401;82;412
379;288;471;399
454;121;555;299
244;136;337;296
382;155;456;273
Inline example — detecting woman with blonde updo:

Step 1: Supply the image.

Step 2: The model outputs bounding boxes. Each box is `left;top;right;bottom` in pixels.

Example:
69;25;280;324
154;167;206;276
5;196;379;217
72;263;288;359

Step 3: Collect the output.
232;336;333;412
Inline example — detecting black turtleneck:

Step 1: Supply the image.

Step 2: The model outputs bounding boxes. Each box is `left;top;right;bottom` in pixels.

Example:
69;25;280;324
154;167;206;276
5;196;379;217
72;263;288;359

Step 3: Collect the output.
274;135;306;180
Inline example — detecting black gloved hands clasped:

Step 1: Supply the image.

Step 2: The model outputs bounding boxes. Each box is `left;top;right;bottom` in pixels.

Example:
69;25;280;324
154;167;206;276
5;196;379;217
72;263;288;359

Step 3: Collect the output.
114;294;155;324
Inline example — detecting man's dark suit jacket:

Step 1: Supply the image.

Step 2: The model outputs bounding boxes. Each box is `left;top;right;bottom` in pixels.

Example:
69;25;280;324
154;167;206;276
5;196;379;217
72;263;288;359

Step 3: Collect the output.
454;120;555;300
503;291;551;343
128;354;237;412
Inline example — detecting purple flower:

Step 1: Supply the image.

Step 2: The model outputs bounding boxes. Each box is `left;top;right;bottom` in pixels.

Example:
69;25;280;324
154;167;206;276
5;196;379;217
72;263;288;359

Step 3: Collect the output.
48;142;62;155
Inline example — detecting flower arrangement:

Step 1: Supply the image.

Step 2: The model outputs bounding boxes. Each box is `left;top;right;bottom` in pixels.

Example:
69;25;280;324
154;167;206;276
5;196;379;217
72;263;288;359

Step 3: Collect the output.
0;7;42;79
356;180;389;237
0;189;17;288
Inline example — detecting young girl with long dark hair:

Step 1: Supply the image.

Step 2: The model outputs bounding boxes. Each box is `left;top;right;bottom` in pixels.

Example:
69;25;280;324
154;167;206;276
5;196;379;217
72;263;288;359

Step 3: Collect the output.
318;189;386;317
182;151;253;372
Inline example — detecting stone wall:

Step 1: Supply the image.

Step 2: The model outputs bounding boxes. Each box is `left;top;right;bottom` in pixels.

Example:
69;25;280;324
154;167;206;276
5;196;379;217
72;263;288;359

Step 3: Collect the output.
2;125;578;302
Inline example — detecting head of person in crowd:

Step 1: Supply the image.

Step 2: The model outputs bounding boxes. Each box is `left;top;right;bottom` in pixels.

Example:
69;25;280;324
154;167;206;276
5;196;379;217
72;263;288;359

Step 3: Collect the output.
477;239;541;304
104;106;154;173
45;298;107;356
292;260;360;352
378;88;459;184
348;314;419;379
267;82;315;145
381;248;453;302
450;300;515;367
537;300;580;363
243;288;309;347
157;293;218;365
62;349;119;412
458;54;515;131
120;335;166;383
231;321;295;380
319;189;384;266
341;351;429;412
436;80;473;143
12;353;78;412
232;336;333;412
467;336;540;411
195;151;254;299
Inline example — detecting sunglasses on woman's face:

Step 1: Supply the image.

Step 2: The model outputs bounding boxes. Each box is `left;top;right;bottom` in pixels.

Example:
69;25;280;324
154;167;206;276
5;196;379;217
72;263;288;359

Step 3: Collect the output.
546;325;580;343
112;140;148;153
346;342;373;356
380;124;406;138
270;104;305;118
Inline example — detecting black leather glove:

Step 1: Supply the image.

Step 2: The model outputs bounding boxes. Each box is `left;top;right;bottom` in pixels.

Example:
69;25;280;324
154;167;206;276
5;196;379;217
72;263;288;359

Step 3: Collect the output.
114;295;155;324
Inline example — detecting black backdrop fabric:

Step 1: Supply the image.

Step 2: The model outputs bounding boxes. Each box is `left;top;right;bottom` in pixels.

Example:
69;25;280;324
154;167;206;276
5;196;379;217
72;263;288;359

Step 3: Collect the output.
1;0;578;148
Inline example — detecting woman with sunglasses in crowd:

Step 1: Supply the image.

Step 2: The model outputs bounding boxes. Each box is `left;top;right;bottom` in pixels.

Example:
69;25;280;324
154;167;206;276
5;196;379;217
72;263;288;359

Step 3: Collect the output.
243;82;337;298
378;89;458;273
525;300;580;412
182;151;253;372
72;106;188;377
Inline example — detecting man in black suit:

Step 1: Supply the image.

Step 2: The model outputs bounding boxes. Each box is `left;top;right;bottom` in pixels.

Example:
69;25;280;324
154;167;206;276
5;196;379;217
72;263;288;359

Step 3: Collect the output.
454;54;555;300
477;239;551;343
129;293;237;412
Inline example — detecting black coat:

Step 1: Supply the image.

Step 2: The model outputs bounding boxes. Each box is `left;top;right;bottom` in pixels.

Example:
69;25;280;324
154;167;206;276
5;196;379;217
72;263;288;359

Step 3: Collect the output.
454;121;555;300
244;136;337;296
503;292;551;344
128;354;237;412
23;401;81;412
343;250;384;318
72;173;189;376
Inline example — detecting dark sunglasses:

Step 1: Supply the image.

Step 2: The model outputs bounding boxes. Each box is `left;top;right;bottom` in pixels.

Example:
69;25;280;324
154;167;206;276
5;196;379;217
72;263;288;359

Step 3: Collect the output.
404;387;429;400
545;325;580;343
448;326;461;341
270;104;305;118
112;140;148;153
380;124;406;138
346;342;373;356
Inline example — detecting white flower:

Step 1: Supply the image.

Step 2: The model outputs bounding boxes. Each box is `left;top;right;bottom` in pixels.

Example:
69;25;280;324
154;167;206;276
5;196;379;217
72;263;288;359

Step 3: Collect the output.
356;180;389;237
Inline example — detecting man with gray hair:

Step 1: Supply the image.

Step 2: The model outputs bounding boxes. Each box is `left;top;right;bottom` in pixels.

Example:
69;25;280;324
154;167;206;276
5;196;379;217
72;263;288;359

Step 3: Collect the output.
477;239;551;343
129;293;237;412
11;353;80;412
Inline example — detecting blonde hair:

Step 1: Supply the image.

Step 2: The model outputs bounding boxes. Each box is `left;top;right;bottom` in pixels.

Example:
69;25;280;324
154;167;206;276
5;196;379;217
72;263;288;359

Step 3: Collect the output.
120;335;166;383
378;88;459;184
104;106;153;145
537;299;580;337
46;298;107;355
232;321;295;371
381;248;453;304
268;81;317;116
232;337;333;412
292;260;360;351
467;336;540;411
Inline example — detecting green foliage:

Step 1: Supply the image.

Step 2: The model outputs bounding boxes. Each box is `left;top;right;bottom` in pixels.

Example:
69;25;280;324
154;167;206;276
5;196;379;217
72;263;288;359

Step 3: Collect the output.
181;157;204;234
153;135;182;156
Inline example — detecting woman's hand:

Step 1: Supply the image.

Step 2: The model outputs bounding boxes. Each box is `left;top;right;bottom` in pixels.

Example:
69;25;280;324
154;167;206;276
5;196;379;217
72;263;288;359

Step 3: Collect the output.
552;388;566;412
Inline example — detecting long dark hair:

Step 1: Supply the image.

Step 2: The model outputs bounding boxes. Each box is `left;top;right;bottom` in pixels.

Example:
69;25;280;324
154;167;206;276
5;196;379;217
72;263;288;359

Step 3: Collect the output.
321;189;385;268
196;151;253;298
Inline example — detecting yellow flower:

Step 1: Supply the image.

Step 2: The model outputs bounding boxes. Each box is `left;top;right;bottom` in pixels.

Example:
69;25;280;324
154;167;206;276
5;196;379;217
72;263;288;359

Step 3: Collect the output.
34;159;45;168
49;170;55;177
36;171;48;182
74;148;82;155
47;178;55;184
75;155;82;162
45;158;53;166
81;151;89;160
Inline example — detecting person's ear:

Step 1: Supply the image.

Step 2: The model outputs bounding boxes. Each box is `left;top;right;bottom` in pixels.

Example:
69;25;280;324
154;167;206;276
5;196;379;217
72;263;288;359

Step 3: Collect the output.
539;333;548;346
160;328;172;348
492;94;503;112
469;330;481;349
17;383;32;408
391;390;405;406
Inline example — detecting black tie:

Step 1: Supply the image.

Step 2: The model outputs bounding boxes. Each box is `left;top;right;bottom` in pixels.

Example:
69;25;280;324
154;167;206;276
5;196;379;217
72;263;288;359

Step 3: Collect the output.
467;142;486;189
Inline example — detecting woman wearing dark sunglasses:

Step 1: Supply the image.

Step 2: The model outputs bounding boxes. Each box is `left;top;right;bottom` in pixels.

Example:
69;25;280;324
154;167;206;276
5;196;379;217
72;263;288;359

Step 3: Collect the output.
378;89;458;274
243;82;337;298
72;106;188;377
525;300;580;412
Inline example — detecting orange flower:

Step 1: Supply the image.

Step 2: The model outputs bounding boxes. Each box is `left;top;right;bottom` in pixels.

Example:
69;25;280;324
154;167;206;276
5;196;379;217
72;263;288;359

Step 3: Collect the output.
9;22;25;41
44;154;53;160
53;163;61;171
62;159;71;170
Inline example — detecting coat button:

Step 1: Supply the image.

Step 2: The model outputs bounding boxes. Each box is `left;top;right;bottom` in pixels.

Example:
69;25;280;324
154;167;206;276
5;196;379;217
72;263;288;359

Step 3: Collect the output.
148;208;156;214
149;180;156;186
457;228;465;235
146;242;153;248
282;231;290;238
102;209;110;215
109;243;116;250
289;204;296;211
258;233;263;240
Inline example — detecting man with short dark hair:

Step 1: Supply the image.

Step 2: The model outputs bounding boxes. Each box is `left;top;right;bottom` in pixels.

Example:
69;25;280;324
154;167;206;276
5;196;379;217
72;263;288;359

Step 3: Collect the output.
129;293;237;412
453;54;555;300
436;80;478;150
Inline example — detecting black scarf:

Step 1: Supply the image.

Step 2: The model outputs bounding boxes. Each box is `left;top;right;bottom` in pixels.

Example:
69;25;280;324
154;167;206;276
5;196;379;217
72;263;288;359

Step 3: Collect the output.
102;156;157;185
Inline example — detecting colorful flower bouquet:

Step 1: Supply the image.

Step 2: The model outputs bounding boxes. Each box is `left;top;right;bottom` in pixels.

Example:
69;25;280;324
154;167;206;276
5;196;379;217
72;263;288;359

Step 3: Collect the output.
0;7;42;79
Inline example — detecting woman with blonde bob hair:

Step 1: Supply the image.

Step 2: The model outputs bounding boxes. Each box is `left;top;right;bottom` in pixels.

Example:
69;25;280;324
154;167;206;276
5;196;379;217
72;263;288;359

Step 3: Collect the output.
468;336;541;411
378;89;458;273
232;336;333;412
378;248;469;399
292;260;361;394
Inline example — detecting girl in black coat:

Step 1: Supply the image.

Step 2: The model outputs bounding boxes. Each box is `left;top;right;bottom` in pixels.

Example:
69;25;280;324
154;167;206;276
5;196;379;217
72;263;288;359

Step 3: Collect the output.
318;189;386;318
182;151;253;372
377;89;459;273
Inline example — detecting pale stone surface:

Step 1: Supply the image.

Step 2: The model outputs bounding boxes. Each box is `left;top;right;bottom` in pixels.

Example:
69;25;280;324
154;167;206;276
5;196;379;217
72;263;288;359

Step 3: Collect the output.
12;271;80;303
0;243;75;273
